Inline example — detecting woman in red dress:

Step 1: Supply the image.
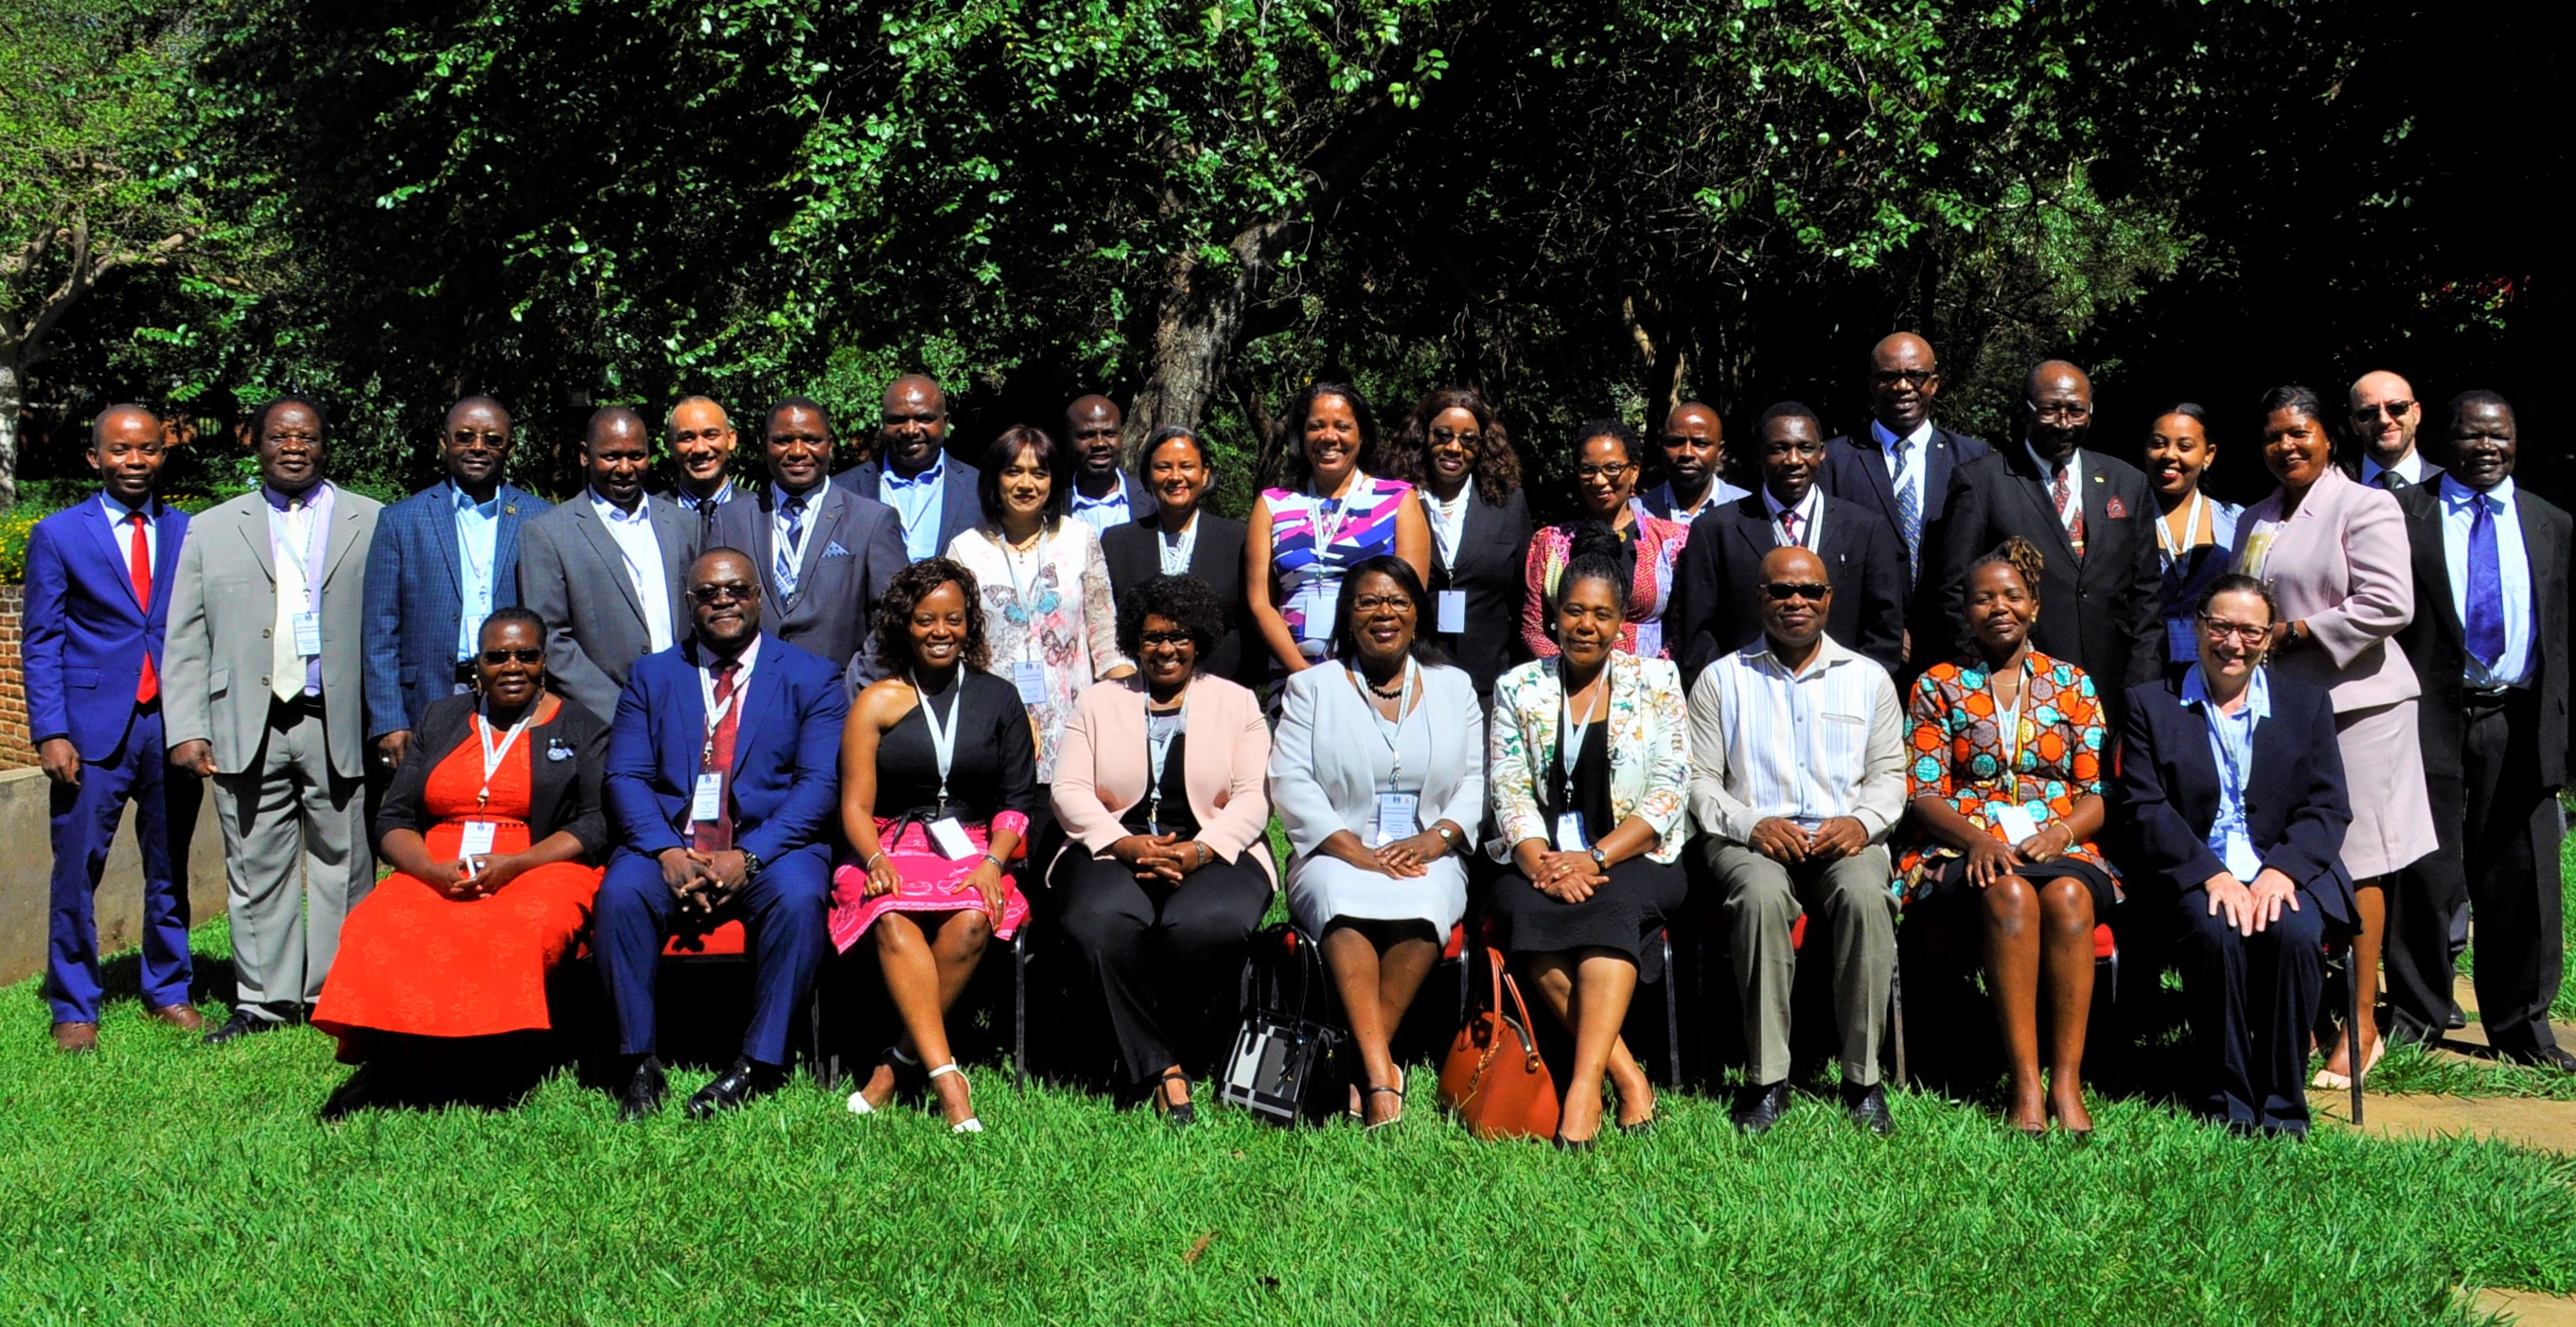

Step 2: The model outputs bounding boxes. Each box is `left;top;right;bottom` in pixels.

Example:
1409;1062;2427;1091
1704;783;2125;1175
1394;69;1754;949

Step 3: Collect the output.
312;609;610;1115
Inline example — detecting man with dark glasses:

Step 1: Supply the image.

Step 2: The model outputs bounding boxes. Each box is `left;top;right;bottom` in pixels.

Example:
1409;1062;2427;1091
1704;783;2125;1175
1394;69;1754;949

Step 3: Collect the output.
2347;370;2441;491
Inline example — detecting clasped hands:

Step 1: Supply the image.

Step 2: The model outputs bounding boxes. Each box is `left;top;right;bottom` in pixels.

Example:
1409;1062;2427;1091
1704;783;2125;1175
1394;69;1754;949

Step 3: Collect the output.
2203;866;2301;937
857;848;1008;919
1111;833;1213;884
428;850;526;901
658;846;751;918
1953;822;2076;889
1330;827;1455;882
1748;816;1872;867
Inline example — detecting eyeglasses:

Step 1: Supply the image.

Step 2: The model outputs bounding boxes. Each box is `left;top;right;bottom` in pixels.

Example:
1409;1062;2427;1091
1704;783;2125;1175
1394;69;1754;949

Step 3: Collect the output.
448;430;506;448
2198;616;2269;644
1138;630;1196;648
1763;581;1832;602
1574;463;1632;481
691;582;760;605
2026;401;2092;423
1350;595;1416;615
1872;369;1935;389
480;647;544;665
2353;399;2414;421
1429;428;1482;447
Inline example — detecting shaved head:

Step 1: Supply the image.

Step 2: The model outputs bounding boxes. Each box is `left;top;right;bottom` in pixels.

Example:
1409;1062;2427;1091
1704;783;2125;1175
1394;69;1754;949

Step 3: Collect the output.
2025;360;2091;399
92;402;159;446
2348;369;2421;468
1867;333;1942;433
445;395;511;432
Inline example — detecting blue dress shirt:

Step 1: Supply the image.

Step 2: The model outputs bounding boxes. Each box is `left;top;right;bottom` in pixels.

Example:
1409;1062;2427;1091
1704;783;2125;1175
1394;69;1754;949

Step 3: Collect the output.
2439;475;2534;689
450;480;503;661
879;454;947;561
2181;662;2268;881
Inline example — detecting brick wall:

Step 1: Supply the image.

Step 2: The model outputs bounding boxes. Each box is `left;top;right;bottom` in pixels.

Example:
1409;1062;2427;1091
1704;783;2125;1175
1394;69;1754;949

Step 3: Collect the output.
0;584;30;769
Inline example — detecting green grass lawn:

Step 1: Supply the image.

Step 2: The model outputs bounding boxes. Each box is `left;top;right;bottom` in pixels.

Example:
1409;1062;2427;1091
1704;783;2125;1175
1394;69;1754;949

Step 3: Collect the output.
7;916;2576;1324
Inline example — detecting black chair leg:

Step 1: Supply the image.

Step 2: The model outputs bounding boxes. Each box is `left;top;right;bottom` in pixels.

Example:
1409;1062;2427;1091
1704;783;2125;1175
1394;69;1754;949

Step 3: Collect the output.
1013;932;1030;1092
2349;942;2364;1126
1658;930;1681;1089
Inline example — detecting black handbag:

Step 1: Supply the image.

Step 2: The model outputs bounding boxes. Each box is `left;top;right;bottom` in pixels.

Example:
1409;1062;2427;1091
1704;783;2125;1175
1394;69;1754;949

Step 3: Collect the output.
1217;925;1350;1126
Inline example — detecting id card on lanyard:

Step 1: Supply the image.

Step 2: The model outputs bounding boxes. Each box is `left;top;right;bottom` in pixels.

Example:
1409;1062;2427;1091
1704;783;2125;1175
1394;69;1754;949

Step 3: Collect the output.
1001;534;1053;703
1352;660;1420;847
913;672;978;858
1551;661;1597;852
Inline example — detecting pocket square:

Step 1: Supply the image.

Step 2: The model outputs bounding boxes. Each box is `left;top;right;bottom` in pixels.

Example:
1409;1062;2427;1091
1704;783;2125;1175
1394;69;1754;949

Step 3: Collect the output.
821;540;852;558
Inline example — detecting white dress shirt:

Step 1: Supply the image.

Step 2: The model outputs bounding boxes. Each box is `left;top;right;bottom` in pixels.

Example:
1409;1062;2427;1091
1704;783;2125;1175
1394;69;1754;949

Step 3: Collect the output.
1685;633;1906;843
2440;475;2535;689
1758;483;1826;548
2359;450;2430;489
1869;418;1934;516
450;480;503;661
98;491;160;567
2024;441;2086;540
591;490;676;652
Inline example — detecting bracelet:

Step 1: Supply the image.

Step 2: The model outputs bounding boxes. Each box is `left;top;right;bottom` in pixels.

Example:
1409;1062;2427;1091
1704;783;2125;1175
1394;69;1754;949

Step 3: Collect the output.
1195;842;1210;867
864;850;888;870
979;853;1006;874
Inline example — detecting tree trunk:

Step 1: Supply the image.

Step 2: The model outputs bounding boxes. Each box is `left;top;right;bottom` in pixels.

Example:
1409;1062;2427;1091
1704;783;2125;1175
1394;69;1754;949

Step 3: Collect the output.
0;350;24;506
1124;211;1297;468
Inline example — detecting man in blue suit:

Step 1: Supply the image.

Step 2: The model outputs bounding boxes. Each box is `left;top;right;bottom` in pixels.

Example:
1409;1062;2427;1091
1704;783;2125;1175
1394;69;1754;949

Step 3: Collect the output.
833;374;980;562
597;546;849;1121
362;396;551;769
23;404;202;1051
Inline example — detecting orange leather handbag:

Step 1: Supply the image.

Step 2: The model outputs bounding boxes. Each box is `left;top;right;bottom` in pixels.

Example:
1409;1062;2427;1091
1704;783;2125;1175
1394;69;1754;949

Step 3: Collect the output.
1438;947;1561;1141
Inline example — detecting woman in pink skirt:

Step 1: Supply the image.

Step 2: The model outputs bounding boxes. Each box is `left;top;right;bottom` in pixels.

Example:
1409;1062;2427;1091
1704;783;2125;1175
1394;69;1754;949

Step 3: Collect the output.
833;558;1038;1132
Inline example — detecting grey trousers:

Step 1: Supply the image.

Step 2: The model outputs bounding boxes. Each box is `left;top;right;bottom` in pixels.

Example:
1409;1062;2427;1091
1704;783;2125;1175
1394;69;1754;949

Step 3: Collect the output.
1709;840;1897;1088
210;700;373;1023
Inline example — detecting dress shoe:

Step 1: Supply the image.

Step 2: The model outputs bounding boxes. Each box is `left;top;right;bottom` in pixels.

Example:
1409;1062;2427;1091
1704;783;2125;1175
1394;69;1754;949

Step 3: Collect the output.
1731;1080;1791;1135
145;1003;205;1032
318;1064;384;1124
2513;1045;2576;1075
617;1056;669;1123
686;1057;787;1119
203;1010;282;1046
52;1021;99;1054
2445;1000;2468;1031
1842;1082;1896;1137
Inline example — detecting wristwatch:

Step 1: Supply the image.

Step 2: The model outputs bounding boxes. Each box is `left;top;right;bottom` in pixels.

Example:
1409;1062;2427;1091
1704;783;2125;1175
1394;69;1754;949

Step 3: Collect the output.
737;848;764;883
1587;846;1609;870
1434;823;1460;851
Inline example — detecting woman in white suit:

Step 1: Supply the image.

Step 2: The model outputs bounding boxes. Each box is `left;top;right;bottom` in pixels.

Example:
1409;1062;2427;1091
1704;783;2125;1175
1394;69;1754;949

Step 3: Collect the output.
1270;556;1486;1128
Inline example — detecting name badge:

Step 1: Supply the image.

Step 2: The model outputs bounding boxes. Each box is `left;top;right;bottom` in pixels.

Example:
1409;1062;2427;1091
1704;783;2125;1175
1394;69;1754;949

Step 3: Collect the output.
1012;661;1050;704
1553;811;1587;854
1436;591;1468;635
928;817;978;860
1373;792;1420;847
457;821;498;858
691;772;726;823
2165;616;2198;663
1990;803;2042;846
292;611;324;658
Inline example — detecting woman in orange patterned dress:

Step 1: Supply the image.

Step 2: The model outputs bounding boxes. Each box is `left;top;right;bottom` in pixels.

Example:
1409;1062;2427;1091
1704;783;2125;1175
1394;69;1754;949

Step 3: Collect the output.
312;610;610;1116
1903;538;2117;1138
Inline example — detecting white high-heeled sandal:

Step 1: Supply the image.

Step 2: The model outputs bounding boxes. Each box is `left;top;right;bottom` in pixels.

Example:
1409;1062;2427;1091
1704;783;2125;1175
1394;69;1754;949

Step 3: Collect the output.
846;1045;920;1116
927;1061;982;1133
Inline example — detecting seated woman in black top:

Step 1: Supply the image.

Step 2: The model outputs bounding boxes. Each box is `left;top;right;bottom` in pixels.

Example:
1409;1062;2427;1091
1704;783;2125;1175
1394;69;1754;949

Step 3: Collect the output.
2120;574;2355;1137
834;558;1040;1134
1050;575;1277;1124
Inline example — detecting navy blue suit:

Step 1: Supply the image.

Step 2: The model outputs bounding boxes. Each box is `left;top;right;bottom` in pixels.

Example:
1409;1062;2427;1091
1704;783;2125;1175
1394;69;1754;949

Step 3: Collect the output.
834;455;981;559
362;481;550;737
1820;424;1989;677
597;632;849;1065
22;495;199;1022
2122;672;2355;1133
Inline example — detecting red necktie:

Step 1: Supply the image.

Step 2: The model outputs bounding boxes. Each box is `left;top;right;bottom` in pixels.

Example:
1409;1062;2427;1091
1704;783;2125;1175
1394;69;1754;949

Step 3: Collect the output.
1778;507;1805;546
693;660;741;852
128;511;159;704
2052;464;2087;558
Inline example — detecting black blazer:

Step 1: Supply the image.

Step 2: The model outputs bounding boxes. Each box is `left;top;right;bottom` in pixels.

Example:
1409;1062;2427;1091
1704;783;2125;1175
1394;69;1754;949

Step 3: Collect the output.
2118;672;2356;930
1821;423;1991;600
1100;510;1257;688
1669;492;1906;684
1933;446;2162;716
2393;483;2572;790
374;691;612;861
1423;487;1533;697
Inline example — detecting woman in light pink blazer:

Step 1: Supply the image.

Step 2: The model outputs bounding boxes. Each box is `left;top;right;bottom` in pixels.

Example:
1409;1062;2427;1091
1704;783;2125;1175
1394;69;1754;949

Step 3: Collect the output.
1049;575;1276;1125
2232;384;2436;1088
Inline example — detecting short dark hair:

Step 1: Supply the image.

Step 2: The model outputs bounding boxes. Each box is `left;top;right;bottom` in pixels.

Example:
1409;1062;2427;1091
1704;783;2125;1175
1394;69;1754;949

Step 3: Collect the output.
873;557;994;674
251;394;326;438
1134;425;1216;501
2256;384;2329;429
1327;555;1455;669
2197;572;2278;626
763;396;833;440
977;424;1073;526
1550;520;1632;620
89;403;158;447
1279;382;1381;488
478;605;548;644
1389;386;1521;505
1573;417;1639;460
2152;401;2210;429
2447;389;2514;429
585;406;648;450
1116;574;1227;661
1756;400;1819;434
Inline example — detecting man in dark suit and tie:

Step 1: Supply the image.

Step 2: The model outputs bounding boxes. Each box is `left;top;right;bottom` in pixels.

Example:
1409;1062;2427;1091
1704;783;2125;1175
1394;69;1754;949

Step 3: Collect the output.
598;547;850;1119
1931;360;2161;724
24;405;202;1052
518;409;700;724
665;396;740;536
2385;391;2573;1071
1669;400;1906;684
709;398;908;683
1819;332;1993;676
834;374;981;563
362;396;551;770
2346;370;2443;492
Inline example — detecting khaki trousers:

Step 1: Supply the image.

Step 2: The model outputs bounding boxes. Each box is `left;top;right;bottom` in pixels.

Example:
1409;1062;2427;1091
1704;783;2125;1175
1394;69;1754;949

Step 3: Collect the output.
1708;840;1896;1087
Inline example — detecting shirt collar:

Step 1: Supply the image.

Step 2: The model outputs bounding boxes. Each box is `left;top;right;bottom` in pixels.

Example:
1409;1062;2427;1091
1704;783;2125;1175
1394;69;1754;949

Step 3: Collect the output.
680;479;735;508
2362;450;2426;486
2181;662;2270;719
448;479;502;516
99;491;154;523
882;453;944;488
2440;473;2514;509
1759;483;1821;525
776;476;829;510
262;481;328;511
1869;418;1936;451
697;633;762;675
591;488;651;522
2023;441;2080;479
1749;632;1854;681
1070;476;1127;510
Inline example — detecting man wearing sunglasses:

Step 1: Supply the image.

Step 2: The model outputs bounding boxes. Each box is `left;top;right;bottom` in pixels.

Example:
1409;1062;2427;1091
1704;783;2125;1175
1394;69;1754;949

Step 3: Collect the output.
595;548;850;1121
2346;370;2441;492
518;408;701;725
1820;332;1993;678
362;396;552;772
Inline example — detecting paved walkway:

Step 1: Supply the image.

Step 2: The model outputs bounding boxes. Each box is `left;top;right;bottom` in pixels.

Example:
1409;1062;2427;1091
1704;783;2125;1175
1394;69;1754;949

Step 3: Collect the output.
2316;979;2576;1154
2468;1287;2576;1326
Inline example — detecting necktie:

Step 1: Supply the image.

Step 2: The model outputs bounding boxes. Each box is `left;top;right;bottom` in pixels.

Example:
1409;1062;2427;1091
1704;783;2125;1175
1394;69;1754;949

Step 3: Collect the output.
271;501;309;702
694;660;742;852
775;493;807;600
2051;463;2087;558
2466;496;2505;666
1778;507;1805;547
1890;437;1922;578
127;512;159;704
2379;469;2408;492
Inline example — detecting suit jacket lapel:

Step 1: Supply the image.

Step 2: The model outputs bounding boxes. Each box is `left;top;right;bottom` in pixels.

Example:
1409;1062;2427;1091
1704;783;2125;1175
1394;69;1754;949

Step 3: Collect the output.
79;504;142;611
2076;453;2118;577
1729;504;1773;568
495;487;531;598
429;486;465;597
572;504;649;628
729;637;788;779
153;506;186;615
1924;430;1960;520
792;487;843;595
1852;438;1898;524
237;504;278;584
2009;451;2078;563
321;496;366;587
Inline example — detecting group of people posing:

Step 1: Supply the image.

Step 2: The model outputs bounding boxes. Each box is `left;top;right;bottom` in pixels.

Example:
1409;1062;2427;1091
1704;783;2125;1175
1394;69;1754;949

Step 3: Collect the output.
24;336;2567;1147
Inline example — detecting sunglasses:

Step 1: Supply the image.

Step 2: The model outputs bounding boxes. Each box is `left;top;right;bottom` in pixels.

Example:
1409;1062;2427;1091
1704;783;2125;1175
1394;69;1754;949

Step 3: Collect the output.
2353;399;2414;421
691;582;760;605
1872;369;1935;389
1763;581;1832;601
1138;630;1196;648
480;647;544;665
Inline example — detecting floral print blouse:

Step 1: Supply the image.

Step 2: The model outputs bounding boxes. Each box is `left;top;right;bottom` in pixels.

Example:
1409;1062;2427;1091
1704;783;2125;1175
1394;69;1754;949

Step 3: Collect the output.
945;519;1131;784
1519;501;1690;661
1486;651;1691;864
1900;649;2116;891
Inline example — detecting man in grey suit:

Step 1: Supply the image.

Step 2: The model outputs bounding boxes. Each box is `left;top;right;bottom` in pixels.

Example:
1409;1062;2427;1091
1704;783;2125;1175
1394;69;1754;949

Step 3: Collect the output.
518;407;699;724
164;395;382;1044
710;397;908;681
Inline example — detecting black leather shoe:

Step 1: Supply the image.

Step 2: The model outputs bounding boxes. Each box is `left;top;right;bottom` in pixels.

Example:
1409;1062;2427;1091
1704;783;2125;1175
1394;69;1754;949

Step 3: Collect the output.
318;1065;384;1123
1731;1080;1791;1135
616;1055;668;1123
202;1010;281;1046
686;1057;787;1119
1842;1082;1896;1137
2513;1045;2576;1075
2445;1000;2468;1031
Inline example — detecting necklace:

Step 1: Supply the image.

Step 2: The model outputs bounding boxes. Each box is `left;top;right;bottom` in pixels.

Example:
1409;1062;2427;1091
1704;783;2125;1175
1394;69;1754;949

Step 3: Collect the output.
1363;667;1407;699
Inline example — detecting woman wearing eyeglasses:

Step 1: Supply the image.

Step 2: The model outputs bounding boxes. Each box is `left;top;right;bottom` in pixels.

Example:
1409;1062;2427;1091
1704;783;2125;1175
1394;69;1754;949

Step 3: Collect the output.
2145;402;2241;681
311;609;611;1118
1517;420;1688;661
2121;575;2355;1137
2231;383;2431;1090
1385;387;1533;699
1902;537;2117;1138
